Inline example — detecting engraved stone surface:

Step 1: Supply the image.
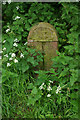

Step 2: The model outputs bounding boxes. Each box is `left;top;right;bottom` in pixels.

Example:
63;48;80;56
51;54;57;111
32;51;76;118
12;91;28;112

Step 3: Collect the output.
27;22;58;70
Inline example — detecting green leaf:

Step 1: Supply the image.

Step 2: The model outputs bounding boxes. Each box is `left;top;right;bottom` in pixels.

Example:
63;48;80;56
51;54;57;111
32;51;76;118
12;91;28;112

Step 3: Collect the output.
27;83;33;89
22;63;29;72
31;87;38;95
70;69;78;86
58;68;69;78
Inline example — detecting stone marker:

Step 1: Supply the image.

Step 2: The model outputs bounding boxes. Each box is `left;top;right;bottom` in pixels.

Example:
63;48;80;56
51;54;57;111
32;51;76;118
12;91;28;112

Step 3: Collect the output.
27;22;58;70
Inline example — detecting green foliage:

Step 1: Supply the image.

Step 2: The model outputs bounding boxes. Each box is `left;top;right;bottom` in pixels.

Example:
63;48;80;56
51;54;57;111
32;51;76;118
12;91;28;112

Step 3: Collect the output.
2;2;79;119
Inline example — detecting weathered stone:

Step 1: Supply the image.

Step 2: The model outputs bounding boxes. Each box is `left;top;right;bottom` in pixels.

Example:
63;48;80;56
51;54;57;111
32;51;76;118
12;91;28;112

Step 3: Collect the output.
27;22;58;70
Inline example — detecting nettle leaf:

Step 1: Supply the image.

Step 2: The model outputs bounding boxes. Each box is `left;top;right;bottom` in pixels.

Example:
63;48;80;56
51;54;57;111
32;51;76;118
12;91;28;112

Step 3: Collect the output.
27;89;42;105
31;87;38;95
27;83;33;89
70;69;78;86
2;69;18;83
4;36;14;53
27;96;35;105
22;62;29;72
27;57;34;65
58;68;69;78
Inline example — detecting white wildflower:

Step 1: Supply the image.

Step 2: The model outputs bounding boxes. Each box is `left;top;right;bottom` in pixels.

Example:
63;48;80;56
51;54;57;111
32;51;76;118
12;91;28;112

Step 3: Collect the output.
14;38;19;42
2;1;6;5
13;43;18;47
7;63;11;67
14;16;20;20
16;6;19;10
47;86;52;91
9;58;12;61
56;85;61;94
49;80;53;83
0;56;2;59
3;47;6;51
42;83;44;86
4;54;8;57
6;28;10;33
3;40;6;43
20;53;24;58
8;0;11;4
39;83;45;90
14;59;18;63
39;85;43;90
11;53;16;58
47;94;51;97
0;51;3;53
9;53;12;55
24;42;28;45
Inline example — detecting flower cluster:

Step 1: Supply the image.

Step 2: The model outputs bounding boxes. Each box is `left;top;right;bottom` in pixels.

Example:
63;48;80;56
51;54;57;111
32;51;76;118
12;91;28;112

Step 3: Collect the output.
47;85;52;91
11;53;16;58
14;38;19;42
47;94;51;97
6;28;10;33
39;83;44;90
16;6;19;10
20;53;24;58
56;85;61;94
2;0;11;5
14;16;20;20
3;47;6;51
13;43;18;47
3;40;6;43
14;59;18;63
7;63;11;67
4;54;8;57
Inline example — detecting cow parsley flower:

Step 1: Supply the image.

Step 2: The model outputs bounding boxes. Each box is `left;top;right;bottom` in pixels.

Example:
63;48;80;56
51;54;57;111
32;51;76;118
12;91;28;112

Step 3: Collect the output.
11;53;16;58
49;80;53;83
39;83;44;90
8;0;11;4
6;28;10;33
24;42;28;45
3;47;6;51
2;1;6;5
47;94;51;97
47;86;52;91
16;6;19;10
4;54;8;57
20;53;24;58
13;43;18;47
14;38;19;42
7;63;11;67
3;40;6;43
14;16;20;20
9;58;12;61
14;59;18;63
56;85;61;94
9;53;12;55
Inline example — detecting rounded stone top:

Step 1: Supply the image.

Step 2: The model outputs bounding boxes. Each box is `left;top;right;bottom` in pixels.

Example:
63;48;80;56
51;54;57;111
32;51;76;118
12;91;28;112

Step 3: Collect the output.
27;22;58;42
